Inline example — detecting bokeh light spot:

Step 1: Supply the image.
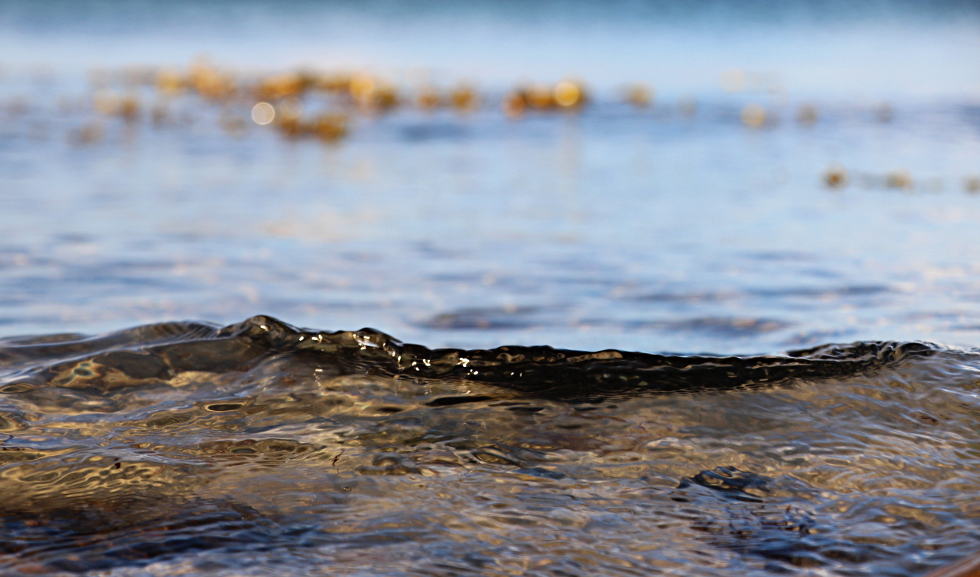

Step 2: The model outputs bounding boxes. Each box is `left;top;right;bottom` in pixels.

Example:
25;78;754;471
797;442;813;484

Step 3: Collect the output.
740;103;767;128
251;102;275;125
554;81;581;108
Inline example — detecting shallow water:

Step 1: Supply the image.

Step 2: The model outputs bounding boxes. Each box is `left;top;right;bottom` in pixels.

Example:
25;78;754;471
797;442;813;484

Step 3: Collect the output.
0;316;978;575
2;0;980;574
3;92;980;354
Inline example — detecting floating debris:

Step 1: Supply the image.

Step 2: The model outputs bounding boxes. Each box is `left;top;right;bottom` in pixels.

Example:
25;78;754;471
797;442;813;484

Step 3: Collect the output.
279;96;303;120
821;168;975;195
118;93;139;121
188;59;236;100
416;85;442;110
8;58;967;158
91;89;140;121
965;176;980;194
68;121;103;145
525;83;553;108
624;83;654;108
92;89;119;115
824;165;849;188
797;103;818;125
449;83;479;113
350;73;399;112
155;68;185;96
886;169;914;190
310;113;348;142
741;103;767;128
275;112;348;142
255;71;307;101
501;90;526;118
502;80;587;117
314;72;353;94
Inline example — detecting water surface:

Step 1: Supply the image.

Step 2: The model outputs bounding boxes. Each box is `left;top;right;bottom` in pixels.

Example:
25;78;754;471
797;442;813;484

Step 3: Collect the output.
1;1;980;574
1;316;978;575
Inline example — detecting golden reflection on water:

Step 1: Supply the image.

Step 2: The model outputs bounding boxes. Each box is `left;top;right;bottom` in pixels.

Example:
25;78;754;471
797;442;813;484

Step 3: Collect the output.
155;68;185;96
741;102;768;128
623;83;654;108
278;96;303;121
553;81;583;108
416;85;443;110
10;54;968;195
886;169;915;190
450;83;480;113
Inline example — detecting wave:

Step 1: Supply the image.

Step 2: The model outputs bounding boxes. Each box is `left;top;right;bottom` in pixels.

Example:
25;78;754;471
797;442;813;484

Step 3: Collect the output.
0;315;938;402
0;316;977;575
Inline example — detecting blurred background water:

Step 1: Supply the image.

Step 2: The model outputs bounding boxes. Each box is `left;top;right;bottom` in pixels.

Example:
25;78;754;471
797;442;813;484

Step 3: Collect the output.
1;1;980;575
0;0;978;353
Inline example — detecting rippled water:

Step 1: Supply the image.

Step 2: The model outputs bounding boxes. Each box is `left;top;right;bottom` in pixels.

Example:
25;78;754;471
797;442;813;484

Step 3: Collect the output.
2;0;980;574
0;316;978;575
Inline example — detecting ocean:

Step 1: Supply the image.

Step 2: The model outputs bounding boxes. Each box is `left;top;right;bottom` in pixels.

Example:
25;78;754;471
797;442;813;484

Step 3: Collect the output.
1;1;979;574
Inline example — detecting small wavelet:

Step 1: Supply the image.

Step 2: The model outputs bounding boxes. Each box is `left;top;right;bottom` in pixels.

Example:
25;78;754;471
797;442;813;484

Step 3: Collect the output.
0;315;976;575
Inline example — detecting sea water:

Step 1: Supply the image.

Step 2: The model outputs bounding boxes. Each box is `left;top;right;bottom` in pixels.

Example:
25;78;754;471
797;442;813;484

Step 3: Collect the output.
1;1;979;575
